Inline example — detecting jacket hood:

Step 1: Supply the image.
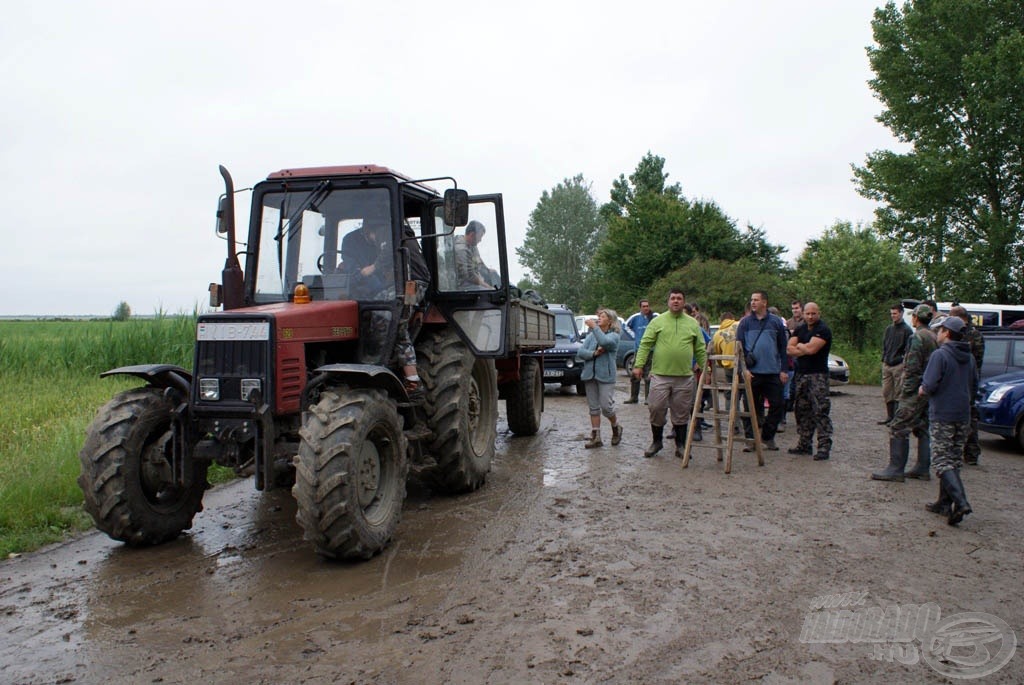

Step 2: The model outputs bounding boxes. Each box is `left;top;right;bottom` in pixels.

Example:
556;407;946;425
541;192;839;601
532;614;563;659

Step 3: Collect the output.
943;339;972;363
718;318;737;329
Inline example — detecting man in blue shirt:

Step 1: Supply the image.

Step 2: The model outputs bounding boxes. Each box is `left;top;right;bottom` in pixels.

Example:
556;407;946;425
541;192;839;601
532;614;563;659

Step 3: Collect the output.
624;299;657;404
736;291;789;451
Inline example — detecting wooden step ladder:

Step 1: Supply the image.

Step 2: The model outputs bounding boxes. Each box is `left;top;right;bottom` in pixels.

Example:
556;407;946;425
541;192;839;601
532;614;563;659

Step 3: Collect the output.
681;350;764;473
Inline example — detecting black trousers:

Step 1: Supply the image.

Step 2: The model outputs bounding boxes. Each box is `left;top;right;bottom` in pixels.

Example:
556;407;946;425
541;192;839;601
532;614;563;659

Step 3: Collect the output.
745;373;786;441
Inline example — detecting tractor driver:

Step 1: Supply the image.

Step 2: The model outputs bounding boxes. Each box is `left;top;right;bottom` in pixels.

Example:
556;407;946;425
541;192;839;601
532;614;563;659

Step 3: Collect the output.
454;220;497;289
342;219;389;298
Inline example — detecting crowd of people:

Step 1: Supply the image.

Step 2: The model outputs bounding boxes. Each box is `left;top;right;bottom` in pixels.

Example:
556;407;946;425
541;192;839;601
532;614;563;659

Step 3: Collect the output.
576;290;981;528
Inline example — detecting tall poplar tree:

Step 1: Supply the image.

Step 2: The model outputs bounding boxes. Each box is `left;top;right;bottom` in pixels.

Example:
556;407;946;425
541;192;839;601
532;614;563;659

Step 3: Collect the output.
854;0;1024;302
516;175;604;309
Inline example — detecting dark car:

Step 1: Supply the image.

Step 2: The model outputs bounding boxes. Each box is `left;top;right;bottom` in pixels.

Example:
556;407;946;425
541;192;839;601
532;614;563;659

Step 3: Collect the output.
528;305;586;394
979;328;1024;380
977;370;1024;451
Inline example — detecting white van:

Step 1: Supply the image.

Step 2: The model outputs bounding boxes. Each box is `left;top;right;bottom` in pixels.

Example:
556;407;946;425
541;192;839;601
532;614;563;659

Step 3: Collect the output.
901;300;1024;329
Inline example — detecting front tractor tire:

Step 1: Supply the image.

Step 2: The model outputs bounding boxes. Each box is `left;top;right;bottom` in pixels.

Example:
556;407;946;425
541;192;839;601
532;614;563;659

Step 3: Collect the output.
416;329;498;493
505;355;542;436
293;388;408;560
78;387;208;546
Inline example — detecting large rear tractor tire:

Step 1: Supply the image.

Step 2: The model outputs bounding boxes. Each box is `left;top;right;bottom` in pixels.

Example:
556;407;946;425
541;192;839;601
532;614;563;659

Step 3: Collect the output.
416;329;498;493
78;387;208;546
505;356;543;436
293;387;408;560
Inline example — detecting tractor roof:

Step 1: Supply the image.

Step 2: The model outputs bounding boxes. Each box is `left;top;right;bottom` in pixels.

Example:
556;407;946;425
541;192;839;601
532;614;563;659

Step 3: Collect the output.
265;165;440;195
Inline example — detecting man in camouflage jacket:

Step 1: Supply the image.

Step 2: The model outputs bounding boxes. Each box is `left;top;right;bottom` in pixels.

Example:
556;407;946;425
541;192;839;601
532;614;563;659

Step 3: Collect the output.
872;304;938;482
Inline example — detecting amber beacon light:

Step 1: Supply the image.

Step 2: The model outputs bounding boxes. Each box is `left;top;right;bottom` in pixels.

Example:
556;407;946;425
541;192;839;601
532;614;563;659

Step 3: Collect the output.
293;283;311;304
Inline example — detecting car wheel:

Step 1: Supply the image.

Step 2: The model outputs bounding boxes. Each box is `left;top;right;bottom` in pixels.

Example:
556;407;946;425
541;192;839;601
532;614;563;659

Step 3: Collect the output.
623;352;635;372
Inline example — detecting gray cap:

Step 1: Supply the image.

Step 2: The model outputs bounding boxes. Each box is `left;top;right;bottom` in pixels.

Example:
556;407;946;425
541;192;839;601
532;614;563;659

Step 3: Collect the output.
940;316;965;333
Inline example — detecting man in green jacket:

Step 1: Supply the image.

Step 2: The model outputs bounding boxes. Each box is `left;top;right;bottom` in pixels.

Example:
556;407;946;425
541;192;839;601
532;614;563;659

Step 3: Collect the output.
634;288;708;458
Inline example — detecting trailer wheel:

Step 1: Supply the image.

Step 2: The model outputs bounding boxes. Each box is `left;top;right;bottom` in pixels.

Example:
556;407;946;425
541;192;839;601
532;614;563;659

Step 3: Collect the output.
506;356;542;435
77;387;208;546
293;387;407;560
416;329;497;493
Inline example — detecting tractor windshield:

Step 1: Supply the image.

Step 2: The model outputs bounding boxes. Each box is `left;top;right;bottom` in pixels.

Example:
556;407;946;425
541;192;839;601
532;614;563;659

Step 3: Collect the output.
252;186;394;303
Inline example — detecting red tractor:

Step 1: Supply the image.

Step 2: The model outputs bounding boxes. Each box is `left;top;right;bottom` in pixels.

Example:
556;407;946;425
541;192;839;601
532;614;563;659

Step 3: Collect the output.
77;165;554;559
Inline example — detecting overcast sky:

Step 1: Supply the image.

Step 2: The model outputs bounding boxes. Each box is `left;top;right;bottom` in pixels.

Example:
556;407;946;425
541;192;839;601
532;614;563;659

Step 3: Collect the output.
0;0;898;316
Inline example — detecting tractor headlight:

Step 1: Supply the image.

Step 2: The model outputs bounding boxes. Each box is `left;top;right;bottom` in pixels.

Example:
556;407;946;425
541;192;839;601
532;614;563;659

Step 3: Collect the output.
199;378;221;401
565;359;575;369
240;379;261;402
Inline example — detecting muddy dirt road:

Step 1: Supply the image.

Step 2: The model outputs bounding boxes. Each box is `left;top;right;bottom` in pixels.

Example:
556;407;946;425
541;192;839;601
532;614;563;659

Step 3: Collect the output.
2;380;1022;684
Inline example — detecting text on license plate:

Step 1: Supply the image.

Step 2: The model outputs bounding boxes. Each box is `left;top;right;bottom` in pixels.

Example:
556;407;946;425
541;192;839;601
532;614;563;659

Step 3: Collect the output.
543;369;563;378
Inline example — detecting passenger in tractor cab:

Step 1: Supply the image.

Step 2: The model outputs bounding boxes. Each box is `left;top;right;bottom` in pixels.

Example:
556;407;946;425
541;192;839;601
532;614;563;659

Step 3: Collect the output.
342;219;391;299
455;220;497;289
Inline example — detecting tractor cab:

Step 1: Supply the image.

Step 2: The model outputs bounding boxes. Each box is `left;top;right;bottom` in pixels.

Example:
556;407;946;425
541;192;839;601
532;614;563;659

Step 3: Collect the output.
216;165;518;362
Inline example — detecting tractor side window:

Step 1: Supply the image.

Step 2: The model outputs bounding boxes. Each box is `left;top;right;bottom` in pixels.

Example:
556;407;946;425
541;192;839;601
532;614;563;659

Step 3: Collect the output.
435;203;502;292
256;204;285;299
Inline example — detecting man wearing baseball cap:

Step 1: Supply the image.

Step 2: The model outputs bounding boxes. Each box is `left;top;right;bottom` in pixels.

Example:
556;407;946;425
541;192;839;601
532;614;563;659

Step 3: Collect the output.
872;304;938;482
918;316;975;525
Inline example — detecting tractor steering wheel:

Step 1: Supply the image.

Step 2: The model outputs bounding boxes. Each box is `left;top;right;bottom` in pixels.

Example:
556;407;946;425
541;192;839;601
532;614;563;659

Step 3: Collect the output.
317;251;343;274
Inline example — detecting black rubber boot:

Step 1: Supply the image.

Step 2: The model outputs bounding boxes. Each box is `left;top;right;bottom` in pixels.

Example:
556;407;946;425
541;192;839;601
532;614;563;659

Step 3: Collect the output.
905;432;931;480
644;425;663;458
673;425;687;458
871;437;909;482
878;401;897;425
941;469;972;526
624;377;640;404
925;481;952;516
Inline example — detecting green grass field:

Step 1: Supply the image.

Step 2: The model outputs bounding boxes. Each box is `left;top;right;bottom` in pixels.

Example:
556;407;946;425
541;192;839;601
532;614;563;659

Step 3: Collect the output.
0;316;234;557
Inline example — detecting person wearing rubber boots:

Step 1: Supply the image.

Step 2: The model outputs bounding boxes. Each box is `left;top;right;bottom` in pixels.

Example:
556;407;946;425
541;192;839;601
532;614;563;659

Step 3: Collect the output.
871;304;937;482
950;305;985;465
624;299;657;404
633;289;707;458
918;316;975;525
879;302;913;425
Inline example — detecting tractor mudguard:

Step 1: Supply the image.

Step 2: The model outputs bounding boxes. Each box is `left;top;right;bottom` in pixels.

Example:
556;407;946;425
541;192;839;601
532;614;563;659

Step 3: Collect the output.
99;364;192;396
305;363;408;406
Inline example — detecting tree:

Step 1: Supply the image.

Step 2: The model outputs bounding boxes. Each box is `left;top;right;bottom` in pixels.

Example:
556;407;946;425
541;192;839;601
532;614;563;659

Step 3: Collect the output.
646;258;790;322
600;151;681;220
516;175;604;309
853;0;1024;302
112;301;132;321
794;222;923;351
588;153;787;311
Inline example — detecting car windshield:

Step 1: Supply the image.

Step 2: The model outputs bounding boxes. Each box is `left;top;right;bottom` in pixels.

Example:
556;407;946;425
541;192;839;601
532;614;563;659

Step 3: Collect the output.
554;313;576;340
252;186;394;303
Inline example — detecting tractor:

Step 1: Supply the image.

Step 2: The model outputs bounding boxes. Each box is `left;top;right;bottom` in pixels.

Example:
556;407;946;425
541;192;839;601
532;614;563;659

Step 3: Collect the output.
77;164;554;559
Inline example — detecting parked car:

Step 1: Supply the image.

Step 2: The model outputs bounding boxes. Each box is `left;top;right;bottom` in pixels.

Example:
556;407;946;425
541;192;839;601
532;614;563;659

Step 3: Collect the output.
979;328;1024;380
977;371;1024;451
528;305;586;394
828;353;850;385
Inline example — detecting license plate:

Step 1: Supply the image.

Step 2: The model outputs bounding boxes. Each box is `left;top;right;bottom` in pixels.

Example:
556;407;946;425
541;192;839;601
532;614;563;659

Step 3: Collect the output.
543;369;563;378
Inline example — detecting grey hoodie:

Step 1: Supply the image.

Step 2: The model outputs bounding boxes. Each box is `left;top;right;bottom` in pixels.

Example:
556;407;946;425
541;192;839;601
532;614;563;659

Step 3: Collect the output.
920;340;976;423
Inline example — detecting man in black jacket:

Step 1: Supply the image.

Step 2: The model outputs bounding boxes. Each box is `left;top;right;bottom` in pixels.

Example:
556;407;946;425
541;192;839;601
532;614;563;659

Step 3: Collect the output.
879;303;913;425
